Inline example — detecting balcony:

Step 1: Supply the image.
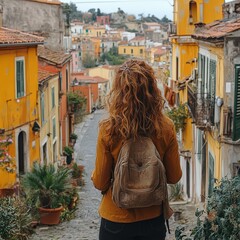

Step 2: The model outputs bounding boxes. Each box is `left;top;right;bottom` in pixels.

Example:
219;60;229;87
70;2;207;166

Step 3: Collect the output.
187;86;215;130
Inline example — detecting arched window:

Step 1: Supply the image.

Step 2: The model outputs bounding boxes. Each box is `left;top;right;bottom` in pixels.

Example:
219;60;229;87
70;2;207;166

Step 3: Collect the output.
189;0;197;24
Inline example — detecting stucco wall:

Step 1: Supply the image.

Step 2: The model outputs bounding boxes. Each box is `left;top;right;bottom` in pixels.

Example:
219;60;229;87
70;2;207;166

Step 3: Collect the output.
221;33;240;177
0;0;64;50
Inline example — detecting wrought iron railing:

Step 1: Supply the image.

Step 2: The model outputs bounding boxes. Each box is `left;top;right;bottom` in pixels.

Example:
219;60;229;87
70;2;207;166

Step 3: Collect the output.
187;86;215;129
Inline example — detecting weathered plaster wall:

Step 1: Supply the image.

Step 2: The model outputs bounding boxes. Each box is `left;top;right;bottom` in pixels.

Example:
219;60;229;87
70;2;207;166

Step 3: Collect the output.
0;0;64;50
221;33;240;177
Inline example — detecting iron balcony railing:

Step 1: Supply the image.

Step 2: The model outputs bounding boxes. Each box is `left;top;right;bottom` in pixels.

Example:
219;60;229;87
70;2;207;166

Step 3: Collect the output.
187;86;215;129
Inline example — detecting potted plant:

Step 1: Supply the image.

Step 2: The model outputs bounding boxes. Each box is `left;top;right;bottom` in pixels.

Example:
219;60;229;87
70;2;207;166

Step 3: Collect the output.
70;162;85;187
63;146;74;165
69;133;78;144
22;162;71;225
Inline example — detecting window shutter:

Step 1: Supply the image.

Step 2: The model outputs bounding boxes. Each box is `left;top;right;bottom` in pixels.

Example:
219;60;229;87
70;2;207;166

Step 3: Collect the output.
16;60;24;98
41;93;45;124
51;87;55;108
233;66;240;140
209;59;216;125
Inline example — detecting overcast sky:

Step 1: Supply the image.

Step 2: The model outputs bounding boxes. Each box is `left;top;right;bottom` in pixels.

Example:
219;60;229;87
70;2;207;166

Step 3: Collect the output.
61;0;232;21
61;0;174;20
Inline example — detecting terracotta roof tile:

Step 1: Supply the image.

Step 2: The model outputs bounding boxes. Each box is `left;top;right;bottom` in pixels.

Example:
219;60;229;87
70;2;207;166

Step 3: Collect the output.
71;74;108;84
38;68;58;82
192;18;240;41
38;45;72;66
29;0;61;5
0;27;44;46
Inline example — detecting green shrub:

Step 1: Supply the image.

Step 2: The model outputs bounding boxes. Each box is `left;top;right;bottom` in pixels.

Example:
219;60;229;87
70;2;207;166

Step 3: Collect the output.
70;133;78;140
165;103;189;133
176;174;240;240
22;163;71;209
0;197;34;240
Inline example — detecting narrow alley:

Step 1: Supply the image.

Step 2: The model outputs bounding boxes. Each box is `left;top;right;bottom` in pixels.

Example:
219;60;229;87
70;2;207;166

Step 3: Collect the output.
30;110;198;240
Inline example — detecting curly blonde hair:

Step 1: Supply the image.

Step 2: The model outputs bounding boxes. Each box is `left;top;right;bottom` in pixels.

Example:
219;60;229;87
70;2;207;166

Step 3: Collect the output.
100;59;165;142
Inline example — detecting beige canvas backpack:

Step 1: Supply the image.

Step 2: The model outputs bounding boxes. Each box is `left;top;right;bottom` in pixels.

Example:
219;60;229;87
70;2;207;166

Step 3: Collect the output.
112;136;172;220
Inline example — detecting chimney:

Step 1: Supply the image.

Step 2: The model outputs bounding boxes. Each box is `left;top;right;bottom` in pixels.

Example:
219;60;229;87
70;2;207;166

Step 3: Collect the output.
0;5;3;28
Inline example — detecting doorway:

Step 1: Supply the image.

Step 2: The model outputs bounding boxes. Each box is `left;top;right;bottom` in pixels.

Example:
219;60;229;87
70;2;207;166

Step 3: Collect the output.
18;131;27;175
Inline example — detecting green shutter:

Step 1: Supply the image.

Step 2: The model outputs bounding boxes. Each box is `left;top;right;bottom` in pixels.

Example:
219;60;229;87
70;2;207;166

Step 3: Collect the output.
233;66;240;140
208;152;215;196
53;118;56;138
51;87;55;108
209;59;216;125
16;60;24;98
41;93;45;124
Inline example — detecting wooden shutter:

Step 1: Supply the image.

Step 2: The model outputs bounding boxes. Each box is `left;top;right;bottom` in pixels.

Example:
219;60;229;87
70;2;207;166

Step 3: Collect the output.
16;60;24;98
233;66;240;140
209;59;216;125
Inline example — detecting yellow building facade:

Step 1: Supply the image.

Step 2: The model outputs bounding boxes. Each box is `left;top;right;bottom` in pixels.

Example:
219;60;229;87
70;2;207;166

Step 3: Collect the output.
170;0;224;201
0;28;44;188
38;70;60;166
118;45;145;59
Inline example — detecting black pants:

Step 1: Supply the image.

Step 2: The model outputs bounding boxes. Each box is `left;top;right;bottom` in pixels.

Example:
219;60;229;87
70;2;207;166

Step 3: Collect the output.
99;215;166;240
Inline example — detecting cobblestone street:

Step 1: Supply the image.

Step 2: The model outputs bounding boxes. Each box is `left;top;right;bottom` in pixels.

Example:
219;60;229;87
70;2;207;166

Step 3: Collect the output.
30;110;199;240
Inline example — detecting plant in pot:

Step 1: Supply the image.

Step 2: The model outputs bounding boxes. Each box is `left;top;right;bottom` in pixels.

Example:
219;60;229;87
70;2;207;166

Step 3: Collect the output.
63;146;74;165
69;133;78;145
70;162;85;187
22;162;71;225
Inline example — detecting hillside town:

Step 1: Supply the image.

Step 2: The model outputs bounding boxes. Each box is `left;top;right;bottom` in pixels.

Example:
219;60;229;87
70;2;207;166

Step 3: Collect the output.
0;0;240;239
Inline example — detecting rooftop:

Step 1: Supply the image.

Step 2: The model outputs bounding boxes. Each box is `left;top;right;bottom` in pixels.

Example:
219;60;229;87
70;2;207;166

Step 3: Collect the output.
72;74;109;84
38;68;58;83
28;0;61;5
192;18;240;42
0;27;44;46
38;45;72;66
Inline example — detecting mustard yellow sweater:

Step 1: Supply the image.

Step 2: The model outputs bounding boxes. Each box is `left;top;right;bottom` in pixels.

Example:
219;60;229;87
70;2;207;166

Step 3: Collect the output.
92;115;182;223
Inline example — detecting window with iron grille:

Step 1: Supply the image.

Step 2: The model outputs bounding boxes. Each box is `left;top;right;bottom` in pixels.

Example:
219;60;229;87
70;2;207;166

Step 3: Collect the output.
198;54;216;125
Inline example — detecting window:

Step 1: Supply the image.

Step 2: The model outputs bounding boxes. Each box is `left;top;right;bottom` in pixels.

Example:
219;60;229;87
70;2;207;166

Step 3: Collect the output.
198;53;216;125
52;117;56;139
40;93;45;124
124;48;126;54
53;142;57;162
189;0;197;24
140;49;143;54
42;142;47;165
16;57;25;98
131;49;133;54
233;65;240;140
208;152;215;196
66;68;69;91
59;72;62;91
51;87;55;109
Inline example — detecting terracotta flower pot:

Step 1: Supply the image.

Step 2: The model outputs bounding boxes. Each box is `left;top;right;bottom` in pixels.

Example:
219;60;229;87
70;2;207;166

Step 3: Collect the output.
0;188;15;198
39;206;63;225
